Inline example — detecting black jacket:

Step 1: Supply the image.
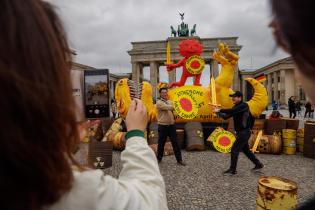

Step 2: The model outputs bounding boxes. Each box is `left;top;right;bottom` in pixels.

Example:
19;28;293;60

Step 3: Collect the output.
288;99;296;111
218;102;252;132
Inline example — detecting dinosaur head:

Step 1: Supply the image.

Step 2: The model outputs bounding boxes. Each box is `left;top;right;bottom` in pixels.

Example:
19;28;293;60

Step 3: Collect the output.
114;79;156;121
179;39;203;58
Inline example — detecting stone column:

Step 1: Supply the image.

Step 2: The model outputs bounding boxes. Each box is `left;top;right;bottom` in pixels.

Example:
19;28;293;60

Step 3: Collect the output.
280;70;286;105
168;68;176;84
132;62;140;84
233;65;241;91
267;73;272;104
273;71;279;104
150;61;158;99
241;76;247;100
210;59;219;78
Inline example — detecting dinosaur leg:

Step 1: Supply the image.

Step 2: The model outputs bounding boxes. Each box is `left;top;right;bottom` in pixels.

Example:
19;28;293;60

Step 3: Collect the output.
169;74;187;88
193;74;202;86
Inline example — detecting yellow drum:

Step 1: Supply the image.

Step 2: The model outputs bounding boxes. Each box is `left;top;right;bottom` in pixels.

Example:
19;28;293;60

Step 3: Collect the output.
297;129;304;153
283;138;296;155
282;129;297;155
207;127;236;153
282;129;297;139
297;137;304;153
257;176;298;210
297;128;304;138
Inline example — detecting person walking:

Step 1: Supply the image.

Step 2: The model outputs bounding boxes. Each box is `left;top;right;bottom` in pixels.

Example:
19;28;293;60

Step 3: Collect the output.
156;88;185;166
304;101;312;118
212;91;263;175
288;96;296;118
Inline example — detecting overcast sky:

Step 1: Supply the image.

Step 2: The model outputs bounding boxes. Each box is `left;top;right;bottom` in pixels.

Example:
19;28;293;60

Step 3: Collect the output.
49;0;288;85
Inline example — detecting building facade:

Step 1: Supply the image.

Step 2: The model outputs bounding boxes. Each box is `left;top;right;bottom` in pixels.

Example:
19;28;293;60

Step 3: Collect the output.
240;57;306;107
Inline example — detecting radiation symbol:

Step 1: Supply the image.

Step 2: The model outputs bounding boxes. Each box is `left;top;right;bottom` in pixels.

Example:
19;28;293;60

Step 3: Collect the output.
94;157;105;168
173;93;198;119
207;128;236;153
186;55;205;75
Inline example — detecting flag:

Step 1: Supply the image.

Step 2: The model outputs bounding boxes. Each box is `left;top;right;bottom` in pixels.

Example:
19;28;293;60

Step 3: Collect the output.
255;75;266;83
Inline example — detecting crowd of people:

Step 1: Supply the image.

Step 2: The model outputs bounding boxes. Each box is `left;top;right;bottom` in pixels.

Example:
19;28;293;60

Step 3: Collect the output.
272;97;314;119
1;0;315;209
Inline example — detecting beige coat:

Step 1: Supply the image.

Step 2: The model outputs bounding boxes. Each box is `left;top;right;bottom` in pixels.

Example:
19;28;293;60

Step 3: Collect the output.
156;99;175;125
47;137;168;210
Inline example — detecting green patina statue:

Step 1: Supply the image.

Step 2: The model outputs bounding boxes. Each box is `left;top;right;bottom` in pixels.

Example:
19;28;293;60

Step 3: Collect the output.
170;13;197;37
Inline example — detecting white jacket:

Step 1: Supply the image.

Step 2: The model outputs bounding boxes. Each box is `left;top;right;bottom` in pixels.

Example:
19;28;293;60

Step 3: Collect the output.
48;137;168;210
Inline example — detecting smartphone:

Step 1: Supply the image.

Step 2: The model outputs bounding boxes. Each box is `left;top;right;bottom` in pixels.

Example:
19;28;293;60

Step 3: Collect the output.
84;69;110;118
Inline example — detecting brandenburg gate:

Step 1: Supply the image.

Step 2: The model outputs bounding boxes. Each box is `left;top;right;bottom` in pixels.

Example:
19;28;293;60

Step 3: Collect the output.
128;15;242;98
128;37;242;98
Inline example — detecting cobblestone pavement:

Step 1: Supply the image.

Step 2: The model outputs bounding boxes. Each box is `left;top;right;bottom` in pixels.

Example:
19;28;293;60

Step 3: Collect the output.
92;149;315;210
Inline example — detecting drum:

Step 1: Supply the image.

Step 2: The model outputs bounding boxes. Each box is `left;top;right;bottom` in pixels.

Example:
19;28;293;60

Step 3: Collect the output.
256;176;298;210
88;140;113;169
304;122;315;159
252;119;266;130
176;129;185;149
149;142;174;156
184;122;205;151
207;127;235;153
284;118;300;130
148;122;159;145
258;135;282;155
282;129;297;155
265;119;286;135
297;129;304;153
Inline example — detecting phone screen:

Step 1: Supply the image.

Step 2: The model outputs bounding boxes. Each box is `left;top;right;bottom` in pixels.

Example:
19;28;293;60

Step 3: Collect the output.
84;69;110;118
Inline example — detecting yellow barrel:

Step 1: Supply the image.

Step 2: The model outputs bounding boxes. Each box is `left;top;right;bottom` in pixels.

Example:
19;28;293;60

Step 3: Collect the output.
257;176;298;210
297;128;304;138
282;129;297;139
297;137;304;153
283;138;296;155
297;129;304;153
282;129;297;155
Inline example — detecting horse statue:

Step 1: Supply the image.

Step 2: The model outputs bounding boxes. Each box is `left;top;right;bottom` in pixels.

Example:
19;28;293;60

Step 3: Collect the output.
170;26;177;37
190;24;196;36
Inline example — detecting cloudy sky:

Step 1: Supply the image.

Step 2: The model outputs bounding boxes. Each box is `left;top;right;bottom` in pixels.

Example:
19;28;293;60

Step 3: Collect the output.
49;0;288;85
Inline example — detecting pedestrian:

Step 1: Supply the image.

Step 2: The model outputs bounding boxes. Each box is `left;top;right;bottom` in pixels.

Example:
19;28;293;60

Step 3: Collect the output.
156;87;186;166
310;104;314;119
269;110;283;120
305;101;312;118
212;91;264;175
296;101;302;116
272;100;278;110
0;1;167;210
111;99;117;119
269;0;315;208
288;96;296;119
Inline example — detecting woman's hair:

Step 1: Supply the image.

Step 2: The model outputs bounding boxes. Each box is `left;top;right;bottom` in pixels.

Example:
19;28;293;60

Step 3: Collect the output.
0;1;79;210
270;0;315;79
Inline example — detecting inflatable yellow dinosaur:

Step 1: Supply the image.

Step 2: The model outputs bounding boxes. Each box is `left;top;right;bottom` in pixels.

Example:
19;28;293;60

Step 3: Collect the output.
115;43;268;123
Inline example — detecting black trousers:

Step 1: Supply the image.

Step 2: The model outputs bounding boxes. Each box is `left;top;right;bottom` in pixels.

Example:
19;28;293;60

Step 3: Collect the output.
230;129;261;171
289;109;296;119
157;124;182;162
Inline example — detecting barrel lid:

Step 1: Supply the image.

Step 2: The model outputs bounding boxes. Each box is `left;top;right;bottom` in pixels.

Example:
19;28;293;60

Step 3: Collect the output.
259;176;297;191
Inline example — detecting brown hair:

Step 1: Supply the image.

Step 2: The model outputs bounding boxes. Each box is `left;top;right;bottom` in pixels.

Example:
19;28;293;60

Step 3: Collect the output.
0;1;79;210
270;0;315;79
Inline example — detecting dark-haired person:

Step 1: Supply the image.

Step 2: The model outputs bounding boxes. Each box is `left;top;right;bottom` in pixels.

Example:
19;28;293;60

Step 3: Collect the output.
156;87;185;166
288;96;296;118
212;91;263;175
270;0;315;208
0;1;167;210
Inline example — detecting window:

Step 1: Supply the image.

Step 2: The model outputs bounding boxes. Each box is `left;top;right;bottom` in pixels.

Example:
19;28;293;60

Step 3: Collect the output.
278;76;280;82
